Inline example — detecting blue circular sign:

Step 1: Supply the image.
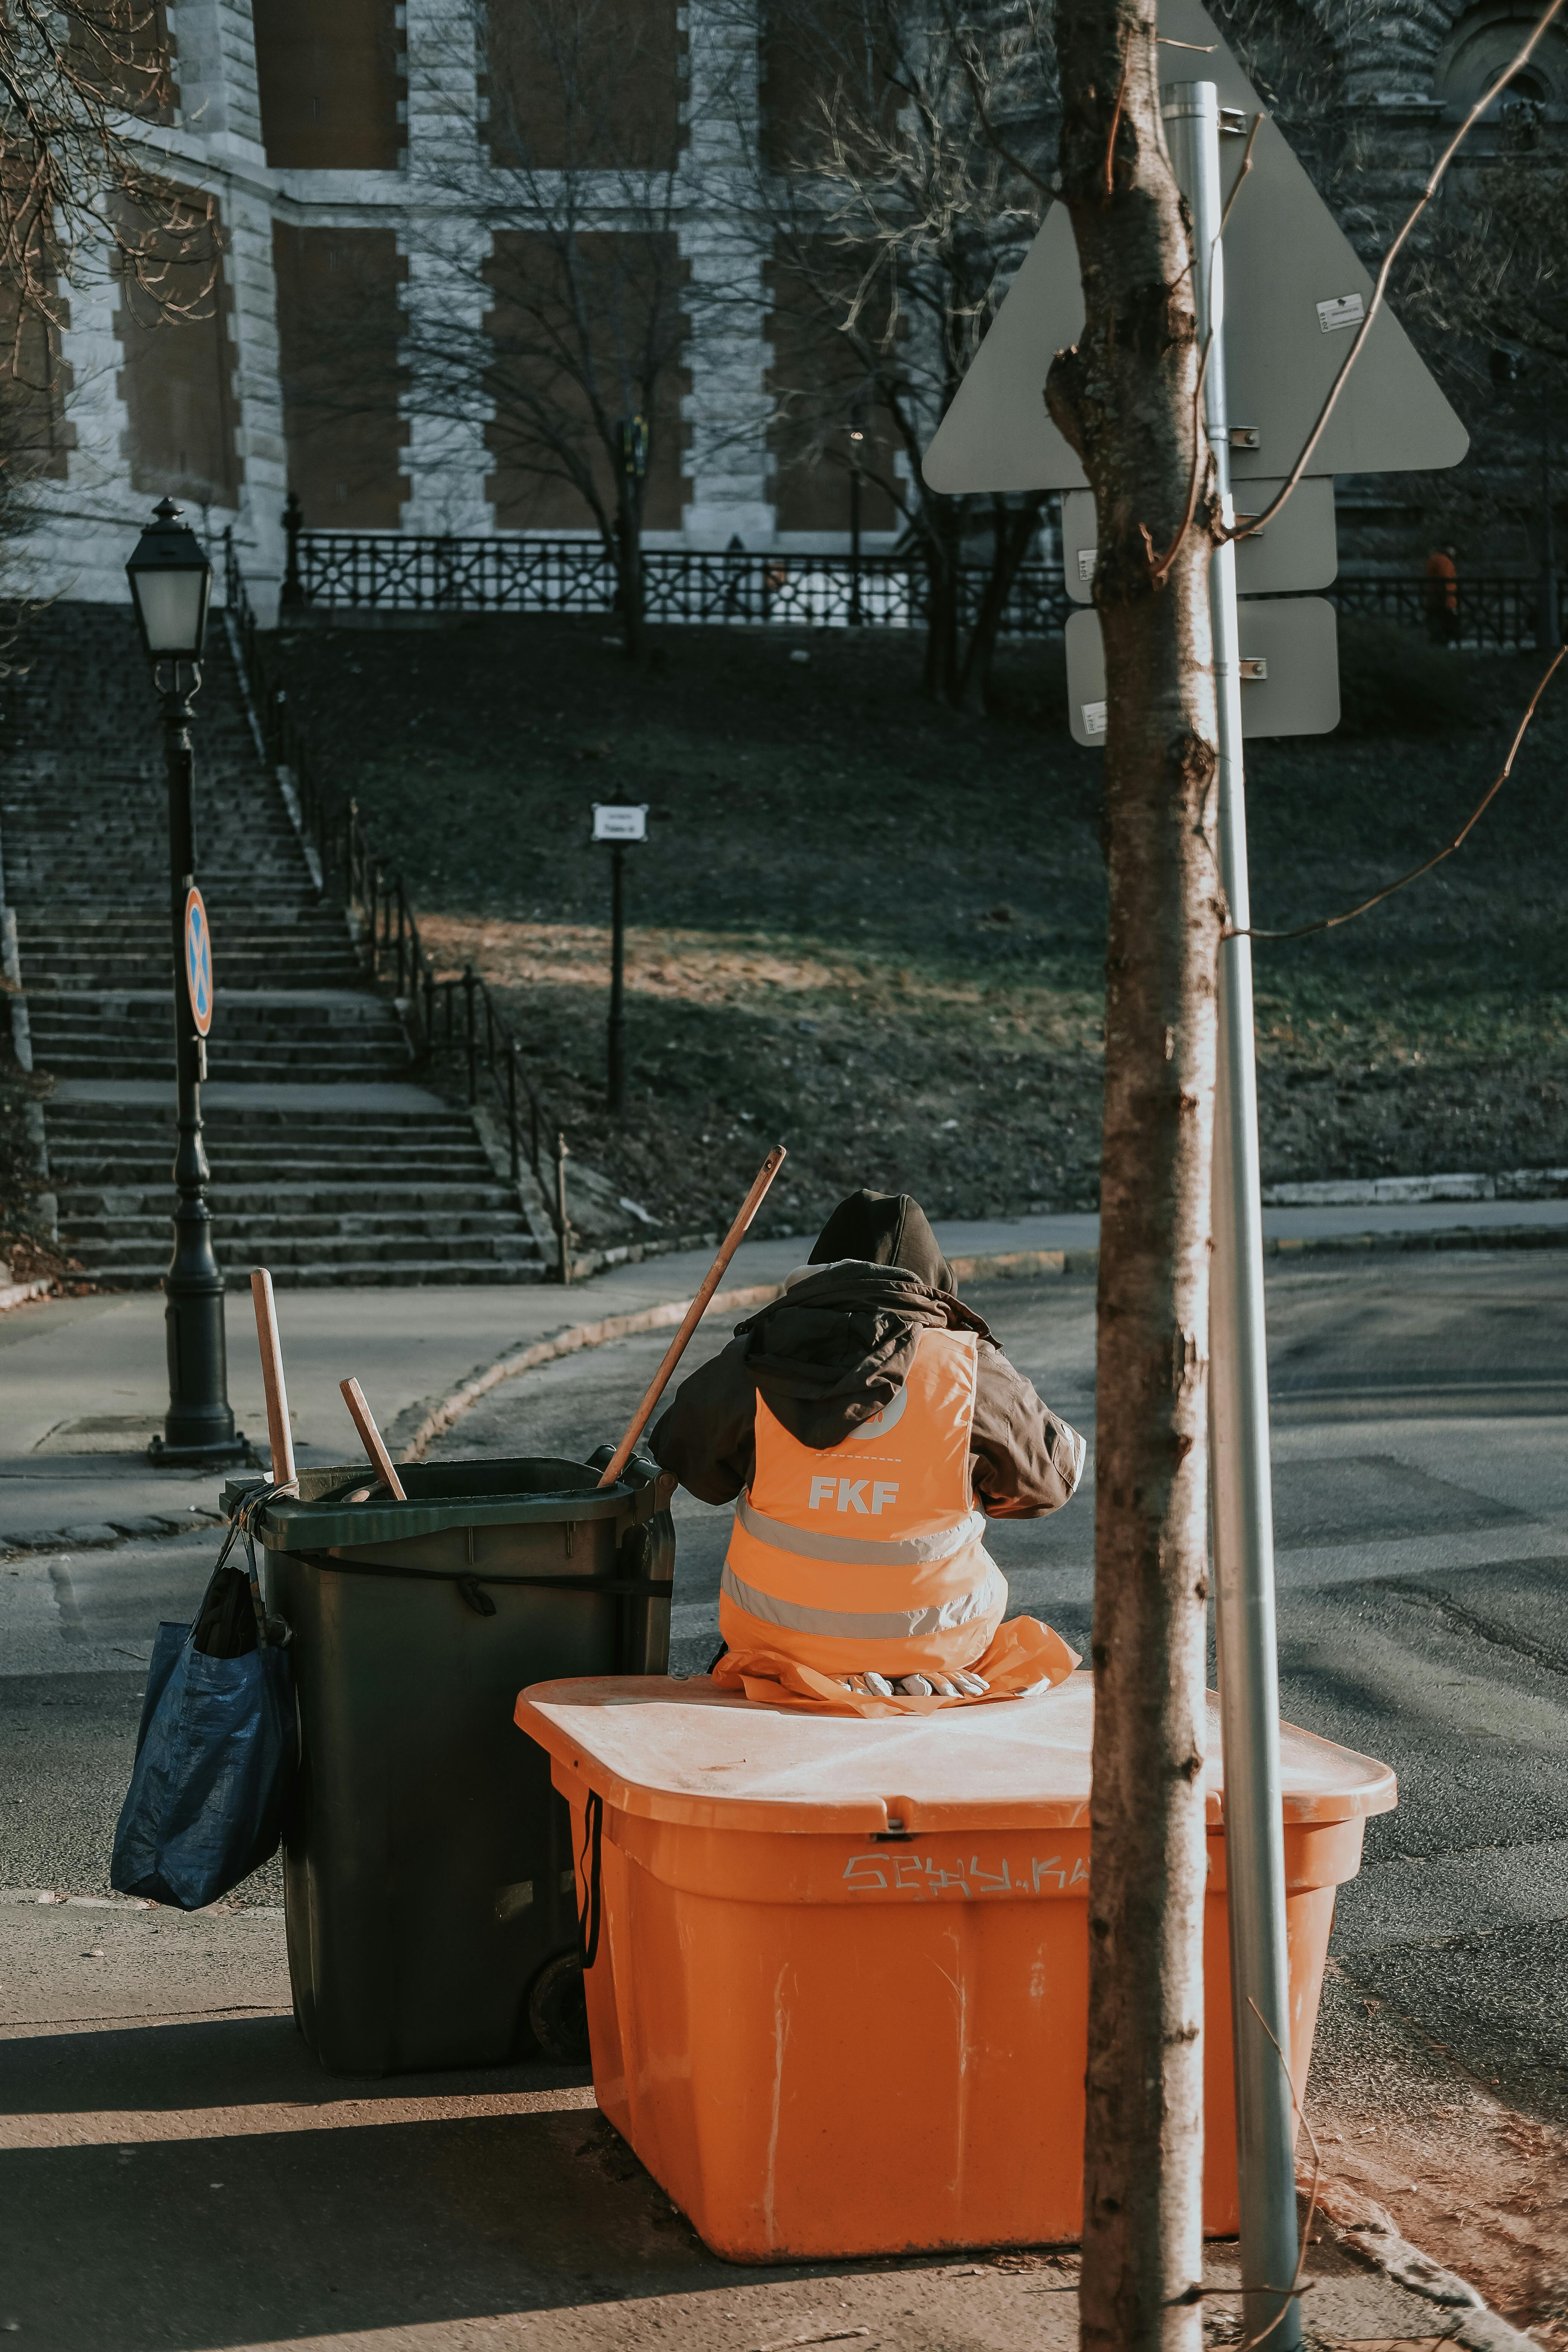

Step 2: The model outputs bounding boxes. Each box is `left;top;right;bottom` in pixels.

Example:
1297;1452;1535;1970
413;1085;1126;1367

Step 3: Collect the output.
183;885;213;1037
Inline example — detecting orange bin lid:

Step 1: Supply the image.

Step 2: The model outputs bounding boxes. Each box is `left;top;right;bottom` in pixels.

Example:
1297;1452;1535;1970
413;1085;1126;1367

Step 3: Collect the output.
515;1671;1396;1838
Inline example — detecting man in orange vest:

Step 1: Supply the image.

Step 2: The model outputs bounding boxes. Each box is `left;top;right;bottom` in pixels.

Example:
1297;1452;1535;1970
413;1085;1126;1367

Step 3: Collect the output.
652;1188;1085;1715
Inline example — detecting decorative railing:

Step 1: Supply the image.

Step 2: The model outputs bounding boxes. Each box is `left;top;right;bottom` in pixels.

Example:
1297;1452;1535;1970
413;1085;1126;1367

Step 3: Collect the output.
283;527;1563;658
286;528;1074;636
224;530;572;1277
1327;572;1562;654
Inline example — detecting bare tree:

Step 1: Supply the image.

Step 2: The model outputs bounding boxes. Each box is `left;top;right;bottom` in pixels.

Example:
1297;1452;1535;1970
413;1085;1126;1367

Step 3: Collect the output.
0;0;219;618
1400;140;1568;596
386;0;709;659
726;0;1056;710
1046;0;1220;2338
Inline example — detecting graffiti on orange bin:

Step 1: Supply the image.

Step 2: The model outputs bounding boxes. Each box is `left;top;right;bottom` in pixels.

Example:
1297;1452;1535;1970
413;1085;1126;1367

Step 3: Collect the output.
841;1850;1092;1897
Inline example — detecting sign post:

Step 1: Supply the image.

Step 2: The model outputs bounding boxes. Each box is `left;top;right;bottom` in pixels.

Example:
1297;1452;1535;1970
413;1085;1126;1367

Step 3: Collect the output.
592;803;648;1119
919;2;1468;2329
1165;80;1298;2348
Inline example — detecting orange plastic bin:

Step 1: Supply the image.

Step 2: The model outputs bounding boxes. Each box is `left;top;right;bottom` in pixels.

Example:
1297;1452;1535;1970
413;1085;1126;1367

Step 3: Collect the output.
515;1671;1394;2262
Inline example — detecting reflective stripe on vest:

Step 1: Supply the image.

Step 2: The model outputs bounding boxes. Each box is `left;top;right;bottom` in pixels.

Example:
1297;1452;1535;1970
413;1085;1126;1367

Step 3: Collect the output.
720;1324;1007;1676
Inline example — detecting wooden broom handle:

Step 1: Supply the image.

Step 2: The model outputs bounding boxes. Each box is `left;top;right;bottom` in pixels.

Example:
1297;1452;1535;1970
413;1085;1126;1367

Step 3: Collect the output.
250;1267;297;1488
339;1377;408;1502
596;1144;787;1490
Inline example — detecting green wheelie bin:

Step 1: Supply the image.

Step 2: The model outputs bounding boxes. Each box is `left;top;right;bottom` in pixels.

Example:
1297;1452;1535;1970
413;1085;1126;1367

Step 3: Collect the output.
230;1448;673;2076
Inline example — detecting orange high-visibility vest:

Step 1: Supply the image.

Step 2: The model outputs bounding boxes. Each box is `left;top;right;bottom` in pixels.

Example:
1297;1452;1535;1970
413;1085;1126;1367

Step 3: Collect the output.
720;1325;1006;1681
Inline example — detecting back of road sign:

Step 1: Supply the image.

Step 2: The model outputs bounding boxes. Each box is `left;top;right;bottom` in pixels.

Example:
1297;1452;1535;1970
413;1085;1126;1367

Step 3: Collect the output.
1062;479;1338;600
922;0;1468;496
1065;599;1340;747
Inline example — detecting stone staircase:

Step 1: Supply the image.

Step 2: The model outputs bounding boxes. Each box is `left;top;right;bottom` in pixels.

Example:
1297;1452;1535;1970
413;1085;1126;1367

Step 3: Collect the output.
2;604;546;1287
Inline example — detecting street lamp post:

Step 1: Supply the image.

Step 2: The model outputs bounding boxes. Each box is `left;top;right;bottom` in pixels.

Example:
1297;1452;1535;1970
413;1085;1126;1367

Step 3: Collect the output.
126;498;250;1470
848;409;866;627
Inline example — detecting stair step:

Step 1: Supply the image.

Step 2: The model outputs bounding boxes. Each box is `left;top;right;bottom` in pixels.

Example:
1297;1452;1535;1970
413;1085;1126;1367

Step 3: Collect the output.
8;600;546;1291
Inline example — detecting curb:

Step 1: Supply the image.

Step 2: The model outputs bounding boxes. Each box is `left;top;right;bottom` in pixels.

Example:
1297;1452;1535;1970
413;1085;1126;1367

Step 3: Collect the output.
0;1277;53;1311
399;1223;1568;1460
400;1281;784;1462
399;1247;1082;1462
1315;2182;1537;2349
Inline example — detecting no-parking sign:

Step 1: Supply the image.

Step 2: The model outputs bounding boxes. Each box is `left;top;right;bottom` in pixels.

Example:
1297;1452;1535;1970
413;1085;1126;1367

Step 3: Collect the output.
183;884;213;1037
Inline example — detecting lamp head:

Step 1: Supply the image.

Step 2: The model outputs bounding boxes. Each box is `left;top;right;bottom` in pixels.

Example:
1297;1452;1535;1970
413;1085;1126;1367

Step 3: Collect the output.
126;496;213;663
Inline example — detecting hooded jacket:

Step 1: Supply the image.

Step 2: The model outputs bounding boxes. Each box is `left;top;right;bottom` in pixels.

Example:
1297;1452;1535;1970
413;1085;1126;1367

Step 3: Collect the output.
651;1188;1084;1517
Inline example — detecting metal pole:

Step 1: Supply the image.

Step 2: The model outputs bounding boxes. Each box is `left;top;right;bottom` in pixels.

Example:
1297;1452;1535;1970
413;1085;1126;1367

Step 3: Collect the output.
147;665;245;1469
1164;79;1301;2350
554;1130;571;1286
463;964;478;1104
507;1044;520;1185
849;462;863;626
608;841;627;1118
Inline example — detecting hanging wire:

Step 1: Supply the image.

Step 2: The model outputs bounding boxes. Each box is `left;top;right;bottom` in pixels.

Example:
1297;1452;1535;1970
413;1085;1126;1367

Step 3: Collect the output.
1228;645;1566;944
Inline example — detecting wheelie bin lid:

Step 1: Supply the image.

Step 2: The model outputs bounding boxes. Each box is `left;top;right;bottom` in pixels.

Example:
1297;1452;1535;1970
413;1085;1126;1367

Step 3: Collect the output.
516;1671;1397;1836
222;1456;667;1552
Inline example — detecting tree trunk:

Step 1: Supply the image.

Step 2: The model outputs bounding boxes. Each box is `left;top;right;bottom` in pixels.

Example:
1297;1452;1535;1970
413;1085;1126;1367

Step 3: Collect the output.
1046;3;1222;2346
956;495;1044;716
921;531;961;701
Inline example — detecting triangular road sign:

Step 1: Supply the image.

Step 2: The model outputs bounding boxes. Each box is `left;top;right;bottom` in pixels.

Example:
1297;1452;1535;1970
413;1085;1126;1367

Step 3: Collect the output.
923;0;1468;494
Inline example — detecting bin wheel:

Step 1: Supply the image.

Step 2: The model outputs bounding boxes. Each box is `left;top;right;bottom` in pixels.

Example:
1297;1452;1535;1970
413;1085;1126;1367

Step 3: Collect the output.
528;1949;590;2065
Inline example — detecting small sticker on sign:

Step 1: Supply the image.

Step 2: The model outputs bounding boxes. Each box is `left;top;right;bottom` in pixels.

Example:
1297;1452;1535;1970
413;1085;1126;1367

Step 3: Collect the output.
1081;701;1108;737
1076;548;1096;582
592;803;648;842
1316;293;1365;333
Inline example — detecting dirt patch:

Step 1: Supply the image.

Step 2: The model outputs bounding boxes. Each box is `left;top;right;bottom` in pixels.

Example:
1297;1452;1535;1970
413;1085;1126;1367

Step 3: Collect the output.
277;615;1568;1233
1314;2100;1568;2341
1309;1963;1568;2341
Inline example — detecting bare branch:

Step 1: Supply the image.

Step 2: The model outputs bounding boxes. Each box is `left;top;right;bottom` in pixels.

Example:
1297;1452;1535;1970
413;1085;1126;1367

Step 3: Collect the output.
1227;0;1568;544
1231;645;1567;943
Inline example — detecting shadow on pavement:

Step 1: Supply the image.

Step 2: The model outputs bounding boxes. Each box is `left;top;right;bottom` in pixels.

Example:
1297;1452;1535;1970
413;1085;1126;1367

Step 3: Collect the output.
0;2014;747;2348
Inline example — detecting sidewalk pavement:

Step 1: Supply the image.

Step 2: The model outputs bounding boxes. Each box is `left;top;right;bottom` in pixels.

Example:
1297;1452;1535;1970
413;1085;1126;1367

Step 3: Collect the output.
0;1891;1462;2352
5;1197;1568;1548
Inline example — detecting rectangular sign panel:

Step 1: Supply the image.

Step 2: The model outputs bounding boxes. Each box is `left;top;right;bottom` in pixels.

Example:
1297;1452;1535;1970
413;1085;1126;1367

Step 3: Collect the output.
1061;479;1337;603
592;804;648;842
1064;597;1340;747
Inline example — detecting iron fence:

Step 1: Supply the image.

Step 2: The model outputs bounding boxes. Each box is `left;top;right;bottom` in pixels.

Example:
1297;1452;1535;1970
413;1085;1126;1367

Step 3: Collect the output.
289;530;1074;636
1327;573;1562;654
224;531;571;1272
287;528;1562;655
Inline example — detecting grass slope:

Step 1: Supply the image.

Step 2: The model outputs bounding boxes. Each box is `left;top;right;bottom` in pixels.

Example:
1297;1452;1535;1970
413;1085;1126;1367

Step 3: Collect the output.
277;612;1568;1238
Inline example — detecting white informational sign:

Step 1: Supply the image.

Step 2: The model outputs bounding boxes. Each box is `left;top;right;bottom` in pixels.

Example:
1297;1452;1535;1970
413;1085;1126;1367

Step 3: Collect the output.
592;804;648;842
1064;598;1340;748
920;0;1468;496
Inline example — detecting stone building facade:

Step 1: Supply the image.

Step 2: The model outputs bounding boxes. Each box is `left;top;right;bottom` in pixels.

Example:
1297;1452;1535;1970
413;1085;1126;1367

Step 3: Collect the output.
13;0;1566;617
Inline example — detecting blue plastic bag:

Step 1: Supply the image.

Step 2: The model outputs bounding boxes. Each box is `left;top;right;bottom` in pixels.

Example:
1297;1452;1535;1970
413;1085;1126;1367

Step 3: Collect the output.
111;1490;296;1910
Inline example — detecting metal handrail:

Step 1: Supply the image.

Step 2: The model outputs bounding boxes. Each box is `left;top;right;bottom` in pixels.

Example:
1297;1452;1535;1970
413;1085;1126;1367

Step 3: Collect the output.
222;530;568;1233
